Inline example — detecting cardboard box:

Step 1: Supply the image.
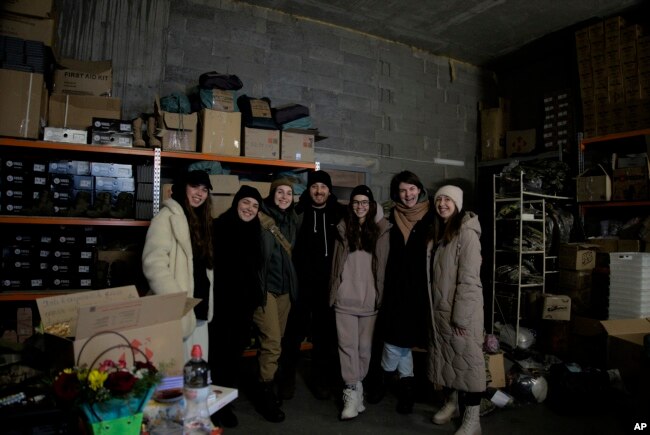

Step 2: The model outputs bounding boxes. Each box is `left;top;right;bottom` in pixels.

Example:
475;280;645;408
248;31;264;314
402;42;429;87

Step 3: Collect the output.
0;12;56;46
53;59;112;97
281;130;315;162
1;0;54;18
559;269;593;290
239;180;271;197
37;286;196;376
559;243;599;270
243;127;280;159
208;174;239;195
588;238;641;253
49;94;121;129
0;69;47;139
479;98;509;161
154;97;197;152
506;128;536;157
210;194;234;218
600;318;650;394
486;352;506;388
576;165;612;202
200;109;241;156
43;127;88;144
613;166;648;200
543;294;572;321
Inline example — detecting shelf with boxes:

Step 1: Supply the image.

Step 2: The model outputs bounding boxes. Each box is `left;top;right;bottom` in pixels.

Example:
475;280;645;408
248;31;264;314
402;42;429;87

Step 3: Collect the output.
0;136;317;303
491;171;571;348
577;128;650;240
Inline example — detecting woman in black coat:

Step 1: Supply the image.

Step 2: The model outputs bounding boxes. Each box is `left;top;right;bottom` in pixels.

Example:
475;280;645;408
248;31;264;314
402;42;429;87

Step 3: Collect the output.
208;185;264;428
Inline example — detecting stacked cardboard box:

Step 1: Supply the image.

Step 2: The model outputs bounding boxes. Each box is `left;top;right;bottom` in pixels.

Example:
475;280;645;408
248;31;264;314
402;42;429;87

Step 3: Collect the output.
542;90;573;152
478;98;509;161
576;17;650;137
557;243;600;318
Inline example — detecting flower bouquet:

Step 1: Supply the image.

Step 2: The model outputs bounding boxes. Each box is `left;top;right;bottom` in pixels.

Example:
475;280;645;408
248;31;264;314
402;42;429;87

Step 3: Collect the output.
52;331;162;435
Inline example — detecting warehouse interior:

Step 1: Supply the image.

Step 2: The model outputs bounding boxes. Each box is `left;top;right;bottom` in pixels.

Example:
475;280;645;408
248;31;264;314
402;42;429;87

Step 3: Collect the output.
1;0;650;433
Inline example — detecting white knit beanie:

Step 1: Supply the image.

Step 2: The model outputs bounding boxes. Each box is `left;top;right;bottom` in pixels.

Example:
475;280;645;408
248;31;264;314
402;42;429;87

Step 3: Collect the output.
434;185;463;212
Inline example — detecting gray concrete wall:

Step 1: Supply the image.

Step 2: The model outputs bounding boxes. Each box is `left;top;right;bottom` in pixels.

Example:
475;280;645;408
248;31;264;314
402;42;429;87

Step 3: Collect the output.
56;0;494;203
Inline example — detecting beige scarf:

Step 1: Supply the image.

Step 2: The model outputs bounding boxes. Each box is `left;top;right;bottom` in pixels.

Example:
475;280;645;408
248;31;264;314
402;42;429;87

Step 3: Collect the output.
394;199;429;242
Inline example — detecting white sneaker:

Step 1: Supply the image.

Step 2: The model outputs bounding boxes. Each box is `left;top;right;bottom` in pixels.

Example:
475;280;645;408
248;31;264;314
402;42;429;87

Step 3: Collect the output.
356;381;366;413
340;386;359;420
432;390;459;424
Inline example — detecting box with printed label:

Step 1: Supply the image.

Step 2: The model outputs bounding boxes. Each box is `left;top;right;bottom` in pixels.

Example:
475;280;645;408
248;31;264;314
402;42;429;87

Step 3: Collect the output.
559;243;599;270
91;117;132;132
90;162;132;178
281;130;315;162
53;59;112;97
43;127;88;144
49;94;121;130
542;294;572;320
90;131;133;147
243;127;280;159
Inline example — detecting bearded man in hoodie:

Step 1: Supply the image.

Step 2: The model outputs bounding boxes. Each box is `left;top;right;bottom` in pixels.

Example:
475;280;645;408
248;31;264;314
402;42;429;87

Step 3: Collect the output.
279;170;347;400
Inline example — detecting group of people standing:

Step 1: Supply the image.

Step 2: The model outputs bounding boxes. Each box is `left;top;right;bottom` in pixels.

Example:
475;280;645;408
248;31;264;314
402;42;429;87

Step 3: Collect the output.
141;167;485;435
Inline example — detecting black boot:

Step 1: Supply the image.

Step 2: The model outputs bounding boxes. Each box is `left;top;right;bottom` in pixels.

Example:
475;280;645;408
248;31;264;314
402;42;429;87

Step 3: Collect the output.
365;370;390;404
396;376;415;414
278;367;296;400
255;381;285;423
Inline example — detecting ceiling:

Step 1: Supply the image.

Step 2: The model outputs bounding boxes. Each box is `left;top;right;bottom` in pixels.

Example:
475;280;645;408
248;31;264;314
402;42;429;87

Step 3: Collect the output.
239;0;646;67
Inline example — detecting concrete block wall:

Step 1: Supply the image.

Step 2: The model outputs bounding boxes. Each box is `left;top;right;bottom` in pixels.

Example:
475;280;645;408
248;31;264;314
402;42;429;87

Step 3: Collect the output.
56;0;494;203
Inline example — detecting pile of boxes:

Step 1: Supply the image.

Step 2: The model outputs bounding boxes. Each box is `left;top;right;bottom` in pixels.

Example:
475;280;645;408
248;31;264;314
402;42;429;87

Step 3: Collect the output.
1;157;135;218
1;227;99;291
542;90;573;153
576;16;650;137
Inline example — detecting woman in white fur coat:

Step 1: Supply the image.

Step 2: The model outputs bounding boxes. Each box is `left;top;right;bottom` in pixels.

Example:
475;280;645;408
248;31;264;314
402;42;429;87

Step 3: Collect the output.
142;170;215;361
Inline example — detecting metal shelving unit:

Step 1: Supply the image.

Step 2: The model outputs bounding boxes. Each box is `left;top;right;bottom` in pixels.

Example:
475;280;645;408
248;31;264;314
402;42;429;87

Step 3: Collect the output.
491;171;570;346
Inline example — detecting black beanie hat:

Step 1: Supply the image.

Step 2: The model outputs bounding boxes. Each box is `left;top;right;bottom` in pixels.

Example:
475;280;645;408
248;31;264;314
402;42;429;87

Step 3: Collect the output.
171;170;212;203
350;184;374;203
185;170;213;190
232;185;263;208
307;170;332;190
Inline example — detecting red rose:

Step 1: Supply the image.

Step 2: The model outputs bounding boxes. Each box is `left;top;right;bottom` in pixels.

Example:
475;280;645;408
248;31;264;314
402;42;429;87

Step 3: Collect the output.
104;371;136;395
53;372;81;402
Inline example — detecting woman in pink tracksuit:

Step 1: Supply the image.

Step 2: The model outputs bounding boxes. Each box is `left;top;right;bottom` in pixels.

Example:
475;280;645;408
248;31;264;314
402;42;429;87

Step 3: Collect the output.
329;185;391;420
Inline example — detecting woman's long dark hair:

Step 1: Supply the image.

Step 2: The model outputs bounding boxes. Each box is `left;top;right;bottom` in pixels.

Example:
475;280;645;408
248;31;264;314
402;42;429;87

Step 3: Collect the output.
431;208;463;246
177;188;214;269
345;200;380;253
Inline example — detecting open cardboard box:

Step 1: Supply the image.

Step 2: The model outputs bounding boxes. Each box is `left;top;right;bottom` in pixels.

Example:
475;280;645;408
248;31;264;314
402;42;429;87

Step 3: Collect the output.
600;317;650;393
37;286;198;376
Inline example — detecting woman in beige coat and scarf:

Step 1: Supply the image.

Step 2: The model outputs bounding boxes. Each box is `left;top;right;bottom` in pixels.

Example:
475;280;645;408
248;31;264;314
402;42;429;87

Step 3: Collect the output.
142;170;214;361
427;185;485;435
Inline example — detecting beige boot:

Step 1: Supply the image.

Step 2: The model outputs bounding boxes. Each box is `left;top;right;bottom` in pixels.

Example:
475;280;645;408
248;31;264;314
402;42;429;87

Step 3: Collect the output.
132;117;145;147
147;116;161;147
432;390;459;424
454;405;481;435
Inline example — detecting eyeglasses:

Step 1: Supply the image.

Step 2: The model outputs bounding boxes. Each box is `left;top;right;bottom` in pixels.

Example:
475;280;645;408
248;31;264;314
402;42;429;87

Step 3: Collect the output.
351;200;370;207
